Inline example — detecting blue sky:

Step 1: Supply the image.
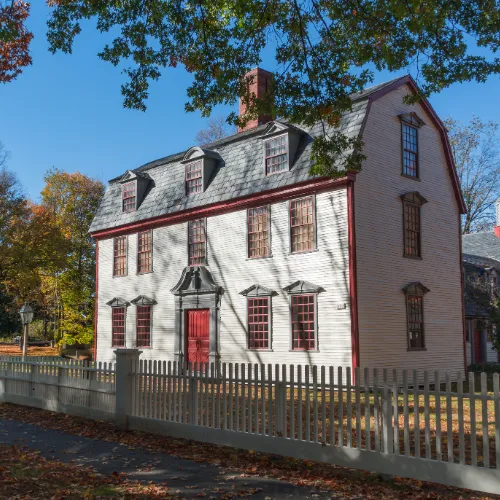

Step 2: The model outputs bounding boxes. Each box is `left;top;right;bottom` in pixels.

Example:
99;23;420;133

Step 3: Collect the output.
1;2;499;200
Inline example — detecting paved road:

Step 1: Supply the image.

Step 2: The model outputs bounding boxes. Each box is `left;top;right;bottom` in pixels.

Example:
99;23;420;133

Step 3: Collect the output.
0;418;336;499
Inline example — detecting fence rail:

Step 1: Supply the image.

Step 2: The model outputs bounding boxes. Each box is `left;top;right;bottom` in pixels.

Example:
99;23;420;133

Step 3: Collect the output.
0;354;499;495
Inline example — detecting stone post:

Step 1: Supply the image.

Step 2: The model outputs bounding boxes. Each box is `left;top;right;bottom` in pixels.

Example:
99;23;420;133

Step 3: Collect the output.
114;349;142;429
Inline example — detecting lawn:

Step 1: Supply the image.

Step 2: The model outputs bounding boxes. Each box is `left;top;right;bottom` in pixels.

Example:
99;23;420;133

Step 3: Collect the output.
0;345;60;357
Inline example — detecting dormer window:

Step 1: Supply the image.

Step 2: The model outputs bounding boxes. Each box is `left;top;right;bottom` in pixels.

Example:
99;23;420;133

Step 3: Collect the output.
264;134;287;175
186;160;203;195
122;181;136;212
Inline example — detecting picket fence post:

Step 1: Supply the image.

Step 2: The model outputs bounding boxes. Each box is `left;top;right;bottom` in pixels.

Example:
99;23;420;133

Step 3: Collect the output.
114;349;142;429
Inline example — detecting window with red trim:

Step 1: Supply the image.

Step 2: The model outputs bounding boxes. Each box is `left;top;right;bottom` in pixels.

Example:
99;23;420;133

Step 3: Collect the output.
247;297;270;349
136;305;152;347
113;236;127;276
112;307;126;347
122;181;136;212
291;294;316;350
406;295;424;349
290;196;314;253
248;207;270;258
402;123;418;177
186;160;203;195
137;230;152;273
265;135;287;175
188;219;206;265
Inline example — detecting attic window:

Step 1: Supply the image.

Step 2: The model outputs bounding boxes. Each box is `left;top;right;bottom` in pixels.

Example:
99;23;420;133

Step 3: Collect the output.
122;181;136;212
186;160;203;195
265;134;287;175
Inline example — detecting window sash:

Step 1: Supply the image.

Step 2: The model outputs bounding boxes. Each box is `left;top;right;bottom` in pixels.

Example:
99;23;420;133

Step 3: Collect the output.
112;307;126;347
247;297;270;349
248;206;270;258
402;124;418;177
265;135;287;175
188;219;206;265
122;182;136;212
136;305;152;348
290;196;315;253
404;202;421;257
186;160;203;195
113;236;127;276
407;295;425;349
137;230;153;273
291;294;316;350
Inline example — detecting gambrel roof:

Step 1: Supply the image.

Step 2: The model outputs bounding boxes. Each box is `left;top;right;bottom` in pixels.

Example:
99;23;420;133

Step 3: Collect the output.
89;75;465;235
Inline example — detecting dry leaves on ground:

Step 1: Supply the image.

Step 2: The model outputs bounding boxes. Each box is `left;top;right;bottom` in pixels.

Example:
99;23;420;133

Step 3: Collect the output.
0;403;498;499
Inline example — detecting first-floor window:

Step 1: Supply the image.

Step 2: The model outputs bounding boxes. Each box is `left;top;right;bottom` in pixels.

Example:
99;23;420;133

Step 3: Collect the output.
247;297;270;349
188;218;206;265
407;295;424;349
291;294;316;350
112;307;126;347
136;305;152;347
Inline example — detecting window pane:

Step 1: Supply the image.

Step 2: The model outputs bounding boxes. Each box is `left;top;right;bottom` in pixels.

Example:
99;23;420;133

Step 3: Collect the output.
186;160;203;195
248;297;269;349
137;230;152;273
113;236;127;276
265;135;287;175
402;124;418;177
122;182;136;212
404;203;421;257
112;307;126;347
290;196;314;253
407;295;424;349
188;219;206;265
136;305;151;347
248;207;269;258
291;295;315;350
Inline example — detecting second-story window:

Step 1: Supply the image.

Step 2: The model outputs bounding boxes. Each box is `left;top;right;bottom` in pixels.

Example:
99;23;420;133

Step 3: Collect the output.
290;196;315;253
186;160;203;195
402;123;418;178
137;230;152;274
265;135;287;175
188;219;206;265
122;181;136;212
248;206;270;258
113;235;127;277
402;192;427;259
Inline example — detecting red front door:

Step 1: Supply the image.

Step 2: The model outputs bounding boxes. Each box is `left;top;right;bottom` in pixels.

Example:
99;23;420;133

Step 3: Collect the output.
186;309;210;366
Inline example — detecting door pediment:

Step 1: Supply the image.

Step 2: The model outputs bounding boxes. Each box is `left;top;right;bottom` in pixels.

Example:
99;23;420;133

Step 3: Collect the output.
171;266;224;296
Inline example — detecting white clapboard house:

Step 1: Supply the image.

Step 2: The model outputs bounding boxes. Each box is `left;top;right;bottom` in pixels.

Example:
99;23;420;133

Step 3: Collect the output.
89;70;467;377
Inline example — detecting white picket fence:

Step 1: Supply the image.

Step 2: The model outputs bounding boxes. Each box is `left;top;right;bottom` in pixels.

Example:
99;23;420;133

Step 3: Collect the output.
0;357;115;420
0;352;499;495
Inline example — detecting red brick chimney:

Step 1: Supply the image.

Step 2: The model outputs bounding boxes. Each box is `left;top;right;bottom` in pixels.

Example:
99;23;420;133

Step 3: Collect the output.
238;68;273;132
495;198;500;237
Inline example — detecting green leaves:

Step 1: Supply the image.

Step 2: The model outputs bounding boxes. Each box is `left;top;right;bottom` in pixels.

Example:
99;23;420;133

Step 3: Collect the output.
44;0;500;177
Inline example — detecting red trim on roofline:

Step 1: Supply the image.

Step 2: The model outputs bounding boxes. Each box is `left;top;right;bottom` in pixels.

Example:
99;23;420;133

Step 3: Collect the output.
347;180;360;383
91;175;355;239
494;226;500;238
366;75;467;215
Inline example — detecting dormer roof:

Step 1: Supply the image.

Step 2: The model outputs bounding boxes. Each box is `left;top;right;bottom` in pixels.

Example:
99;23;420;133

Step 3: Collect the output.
89;75;465;236
119;170;150;183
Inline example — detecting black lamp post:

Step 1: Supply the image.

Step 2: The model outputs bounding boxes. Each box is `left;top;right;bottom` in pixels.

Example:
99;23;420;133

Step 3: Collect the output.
19;303;34;359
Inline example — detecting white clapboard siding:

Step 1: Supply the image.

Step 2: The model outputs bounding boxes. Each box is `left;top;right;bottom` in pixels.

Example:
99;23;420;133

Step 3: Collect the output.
355;84;464;378
96;188;352;369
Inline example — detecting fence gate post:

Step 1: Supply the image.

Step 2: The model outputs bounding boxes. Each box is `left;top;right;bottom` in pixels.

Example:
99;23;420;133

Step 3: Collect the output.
114;349;142;429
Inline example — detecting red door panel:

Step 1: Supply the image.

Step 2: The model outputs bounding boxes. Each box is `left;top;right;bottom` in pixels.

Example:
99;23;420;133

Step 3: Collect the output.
186;309;210;367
